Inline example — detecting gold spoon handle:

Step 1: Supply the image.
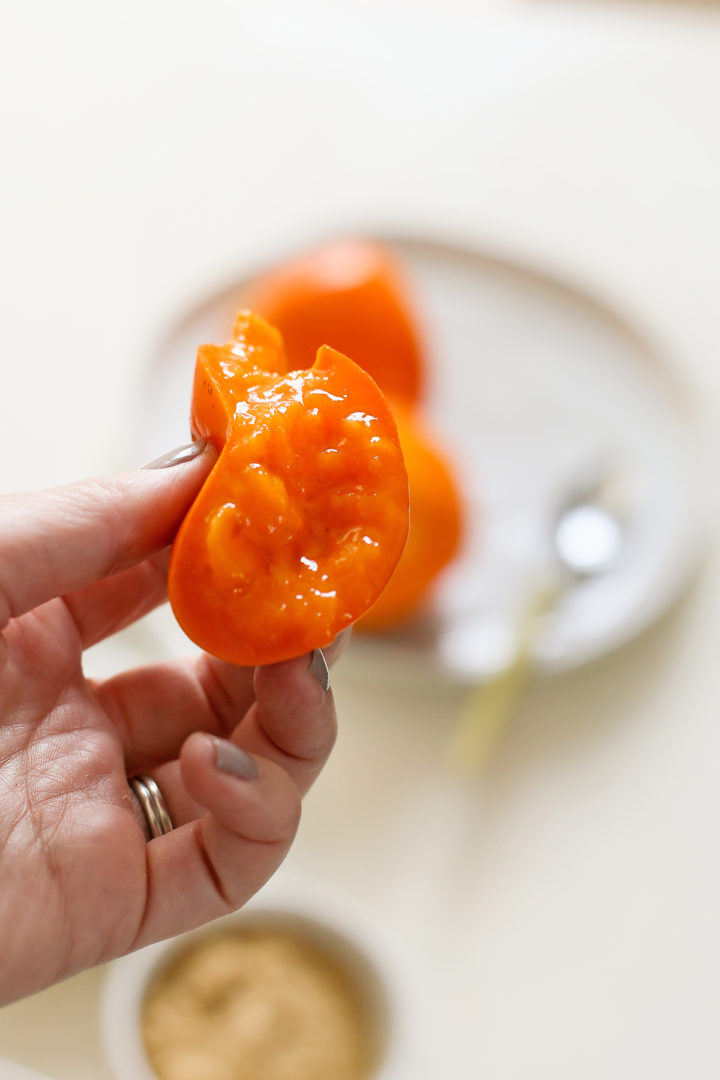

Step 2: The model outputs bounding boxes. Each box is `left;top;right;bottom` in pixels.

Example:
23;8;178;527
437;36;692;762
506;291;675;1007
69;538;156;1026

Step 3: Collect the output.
447;584;560;771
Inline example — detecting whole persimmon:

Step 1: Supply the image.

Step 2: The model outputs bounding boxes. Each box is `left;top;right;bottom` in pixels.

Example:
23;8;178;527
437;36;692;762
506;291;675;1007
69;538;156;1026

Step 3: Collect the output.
241;238;425;405
358;404;463;632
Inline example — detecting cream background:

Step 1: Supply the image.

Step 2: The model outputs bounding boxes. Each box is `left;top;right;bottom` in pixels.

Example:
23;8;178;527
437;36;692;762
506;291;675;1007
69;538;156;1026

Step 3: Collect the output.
1;2;719;1077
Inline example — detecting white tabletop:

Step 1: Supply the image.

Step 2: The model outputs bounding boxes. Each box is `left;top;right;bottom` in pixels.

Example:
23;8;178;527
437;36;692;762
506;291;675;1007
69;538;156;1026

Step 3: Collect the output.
1;3;719;1078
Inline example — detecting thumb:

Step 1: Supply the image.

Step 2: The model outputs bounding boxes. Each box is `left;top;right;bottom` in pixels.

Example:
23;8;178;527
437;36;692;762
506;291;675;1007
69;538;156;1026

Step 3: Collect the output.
0;441;216;628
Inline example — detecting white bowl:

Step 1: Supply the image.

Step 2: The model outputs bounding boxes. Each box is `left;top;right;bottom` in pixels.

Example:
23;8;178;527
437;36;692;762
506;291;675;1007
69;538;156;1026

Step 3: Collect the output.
0;1064;53;1080
101;880;417;1080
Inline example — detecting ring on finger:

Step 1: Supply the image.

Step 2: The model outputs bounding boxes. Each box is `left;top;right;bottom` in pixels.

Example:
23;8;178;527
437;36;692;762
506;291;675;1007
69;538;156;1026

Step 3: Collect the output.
128;774;174;839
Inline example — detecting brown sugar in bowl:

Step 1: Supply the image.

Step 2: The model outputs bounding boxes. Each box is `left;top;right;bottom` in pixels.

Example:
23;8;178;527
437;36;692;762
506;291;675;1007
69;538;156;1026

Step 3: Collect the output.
101;891;416;1080
141;924;377;1080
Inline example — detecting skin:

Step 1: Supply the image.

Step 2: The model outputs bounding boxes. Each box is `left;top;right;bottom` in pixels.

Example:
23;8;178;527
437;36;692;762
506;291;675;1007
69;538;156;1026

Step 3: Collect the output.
0;445;346;1005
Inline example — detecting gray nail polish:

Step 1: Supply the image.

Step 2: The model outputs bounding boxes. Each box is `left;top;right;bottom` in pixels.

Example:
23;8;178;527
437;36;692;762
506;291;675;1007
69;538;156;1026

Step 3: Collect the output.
143;440;207;470
214;738;259;780
309;649;330;692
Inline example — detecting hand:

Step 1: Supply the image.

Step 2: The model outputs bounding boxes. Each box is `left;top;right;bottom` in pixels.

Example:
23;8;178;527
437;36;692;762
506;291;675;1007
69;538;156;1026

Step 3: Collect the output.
0;443;345;1005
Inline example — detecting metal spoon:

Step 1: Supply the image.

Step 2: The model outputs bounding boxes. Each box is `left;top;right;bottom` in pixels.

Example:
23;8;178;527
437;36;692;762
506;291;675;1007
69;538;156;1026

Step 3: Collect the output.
447;467;632;769
552;466;630;579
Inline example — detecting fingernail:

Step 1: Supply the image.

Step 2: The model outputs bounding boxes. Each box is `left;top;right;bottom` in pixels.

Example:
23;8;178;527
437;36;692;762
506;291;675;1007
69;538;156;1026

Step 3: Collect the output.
143;440;207;470
309;649;330;692
213;737;259;780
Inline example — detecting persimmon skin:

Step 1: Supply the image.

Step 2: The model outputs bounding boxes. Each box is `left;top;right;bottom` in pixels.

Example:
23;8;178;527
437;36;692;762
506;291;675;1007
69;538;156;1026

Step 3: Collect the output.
168;313;409;667
241;239;425;405
357;404;463;632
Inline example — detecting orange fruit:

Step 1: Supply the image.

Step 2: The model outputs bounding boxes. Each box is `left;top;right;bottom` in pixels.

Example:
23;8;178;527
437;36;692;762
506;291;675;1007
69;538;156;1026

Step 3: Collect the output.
358;403;463;631
242;238;425;405
168;313;409;665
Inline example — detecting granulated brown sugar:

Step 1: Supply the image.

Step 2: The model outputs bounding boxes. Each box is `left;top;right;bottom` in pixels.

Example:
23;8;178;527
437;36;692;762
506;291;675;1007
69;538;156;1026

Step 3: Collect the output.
141;926;377;1080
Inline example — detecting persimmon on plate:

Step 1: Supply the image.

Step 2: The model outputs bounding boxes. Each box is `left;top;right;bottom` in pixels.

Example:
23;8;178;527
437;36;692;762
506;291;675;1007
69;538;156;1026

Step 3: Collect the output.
168;313;409;666
241;238;425;405
358;404;463;631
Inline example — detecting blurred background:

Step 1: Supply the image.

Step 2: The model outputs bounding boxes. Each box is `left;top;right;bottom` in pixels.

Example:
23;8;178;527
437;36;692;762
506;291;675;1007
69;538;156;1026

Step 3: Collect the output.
1;1;719;1078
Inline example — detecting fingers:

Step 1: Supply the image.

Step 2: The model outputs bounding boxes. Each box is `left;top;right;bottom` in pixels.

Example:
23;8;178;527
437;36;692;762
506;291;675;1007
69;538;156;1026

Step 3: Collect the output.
99;630;350;783
62;549;171;649
131;734;300;948
99;659;257;775
123;638;350;950
229;652;338;794
0;442;215;630
132;646;339;830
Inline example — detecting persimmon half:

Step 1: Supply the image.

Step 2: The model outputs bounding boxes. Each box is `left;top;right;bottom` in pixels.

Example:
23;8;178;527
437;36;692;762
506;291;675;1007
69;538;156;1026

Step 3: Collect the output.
241;239;425;405
357;404;463;632
168;312;409;666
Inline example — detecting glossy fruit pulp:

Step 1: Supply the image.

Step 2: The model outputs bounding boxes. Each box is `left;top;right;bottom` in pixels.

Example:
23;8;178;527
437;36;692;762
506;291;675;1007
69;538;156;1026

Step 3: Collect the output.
168;313;409;666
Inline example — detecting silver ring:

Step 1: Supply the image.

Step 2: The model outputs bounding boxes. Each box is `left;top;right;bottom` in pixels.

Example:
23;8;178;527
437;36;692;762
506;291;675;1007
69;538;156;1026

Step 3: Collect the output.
128;774;173;839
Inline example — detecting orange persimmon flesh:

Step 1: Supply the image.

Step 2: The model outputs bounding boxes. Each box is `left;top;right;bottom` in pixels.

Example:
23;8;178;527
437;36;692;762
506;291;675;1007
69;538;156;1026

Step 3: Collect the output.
168;312;409;666
241;238;425;405
358;404;463;631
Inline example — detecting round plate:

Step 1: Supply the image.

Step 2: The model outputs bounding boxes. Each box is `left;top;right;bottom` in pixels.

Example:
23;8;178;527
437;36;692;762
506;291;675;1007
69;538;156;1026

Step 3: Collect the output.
137;238;707;684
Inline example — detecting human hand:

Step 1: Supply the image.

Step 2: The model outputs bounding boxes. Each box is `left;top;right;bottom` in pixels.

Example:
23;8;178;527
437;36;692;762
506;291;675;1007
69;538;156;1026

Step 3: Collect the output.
0;443;345;1005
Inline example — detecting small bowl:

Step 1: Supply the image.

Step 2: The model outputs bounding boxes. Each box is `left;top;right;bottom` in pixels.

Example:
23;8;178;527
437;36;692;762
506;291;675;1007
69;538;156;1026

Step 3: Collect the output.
0;1064;54;1080
101;882;416;1080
